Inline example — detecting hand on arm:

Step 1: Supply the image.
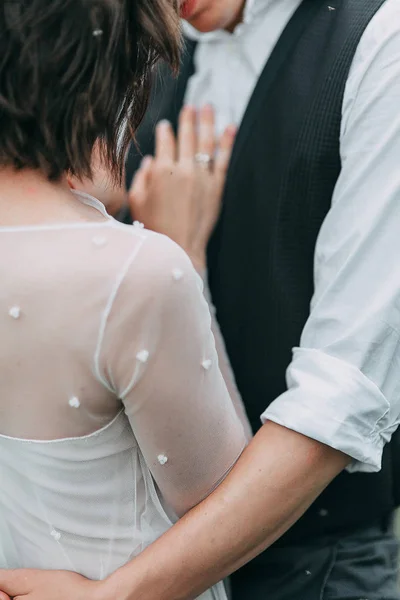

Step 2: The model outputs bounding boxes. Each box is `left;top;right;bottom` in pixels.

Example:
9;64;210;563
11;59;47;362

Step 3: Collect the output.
128;104;236;271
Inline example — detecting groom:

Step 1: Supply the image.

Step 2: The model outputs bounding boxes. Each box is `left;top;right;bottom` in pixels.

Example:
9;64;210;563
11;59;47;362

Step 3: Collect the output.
123;0;400;598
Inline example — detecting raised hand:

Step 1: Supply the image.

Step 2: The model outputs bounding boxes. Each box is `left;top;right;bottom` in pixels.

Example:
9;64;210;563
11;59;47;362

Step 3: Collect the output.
129;105;236;270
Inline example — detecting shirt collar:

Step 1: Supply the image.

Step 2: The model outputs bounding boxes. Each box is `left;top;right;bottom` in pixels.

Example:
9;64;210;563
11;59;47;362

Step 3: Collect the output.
183;0;271;41
244;0;270;23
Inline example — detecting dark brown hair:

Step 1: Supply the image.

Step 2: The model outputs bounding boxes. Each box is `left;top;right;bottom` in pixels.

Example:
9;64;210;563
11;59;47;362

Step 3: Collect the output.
0;0;181;181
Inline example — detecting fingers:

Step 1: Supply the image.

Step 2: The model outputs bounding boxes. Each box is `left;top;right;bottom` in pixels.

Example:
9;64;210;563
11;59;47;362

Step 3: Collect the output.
178;105;196;163
0;592;11;600
129;155;153;212
197;104;216;158
154;108;234;179
215;124;236;175
155;120;176;162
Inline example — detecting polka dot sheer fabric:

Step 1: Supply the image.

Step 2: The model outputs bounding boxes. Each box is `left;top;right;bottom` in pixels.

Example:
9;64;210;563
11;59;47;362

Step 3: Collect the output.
0;193;249;598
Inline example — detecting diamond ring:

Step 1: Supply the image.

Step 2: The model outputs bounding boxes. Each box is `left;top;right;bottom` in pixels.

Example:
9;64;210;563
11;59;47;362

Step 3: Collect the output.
194;153;213;168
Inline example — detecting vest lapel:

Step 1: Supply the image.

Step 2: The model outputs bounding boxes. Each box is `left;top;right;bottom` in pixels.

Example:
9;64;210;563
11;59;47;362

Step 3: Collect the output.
227;0;323;180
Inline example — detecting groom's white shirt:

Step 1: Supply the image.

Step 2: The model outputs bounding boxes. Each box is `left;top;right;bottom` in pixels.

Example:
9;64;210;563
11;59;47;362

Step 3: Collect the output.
184;0;400;473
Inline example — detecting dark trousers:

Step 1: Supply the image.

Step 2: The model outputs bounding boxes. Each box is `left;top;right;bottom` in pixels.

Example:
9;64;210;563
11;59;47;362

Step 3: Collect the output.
230;515;400;600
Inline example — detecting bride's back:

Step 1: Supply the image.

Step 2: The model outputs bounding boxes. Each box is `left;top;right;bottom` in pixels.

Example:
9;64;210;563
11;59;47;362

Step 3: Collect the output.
0;203;246;585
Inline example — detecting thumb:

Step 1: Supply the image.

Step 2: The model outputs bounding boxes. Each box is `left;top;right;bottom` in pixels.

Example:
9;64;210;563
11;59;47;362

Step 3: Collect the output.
129;156;153;212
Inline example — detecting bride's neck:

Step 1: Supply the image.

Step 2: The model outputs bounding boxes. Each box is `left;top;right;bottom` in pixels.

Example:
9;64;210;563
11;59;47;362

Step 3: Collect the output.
0;168;82;226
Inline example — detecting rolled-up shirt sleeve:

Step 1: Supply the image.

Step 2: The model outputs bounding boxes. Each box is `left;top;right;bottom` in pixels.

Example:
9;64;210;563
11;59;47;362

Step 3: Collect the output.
262;2;400;473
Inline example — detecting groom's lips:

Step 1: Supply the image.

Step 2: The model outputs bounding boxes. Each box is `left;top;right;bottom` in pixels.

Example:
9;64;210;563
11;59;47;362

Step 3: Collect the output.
180;0;197;19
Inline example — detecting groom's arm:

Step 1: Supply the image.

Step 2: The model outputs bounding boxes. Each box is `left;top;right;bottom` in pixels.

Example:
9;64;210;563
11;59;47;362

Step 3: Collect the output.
104;423;349;600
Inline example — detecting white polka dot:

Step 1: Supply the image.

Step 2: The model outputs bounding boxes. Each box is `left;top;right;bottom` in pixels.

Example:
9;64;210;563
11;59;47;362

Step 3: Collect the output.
202;359;212;370
68;396;81;409
305;570;311;576
92;236;107;247
133;221;144;229
157;454;168;466
50;529;61;541
8;306;21;319
136;349;149;363
172;268;184;281
318;508;329;517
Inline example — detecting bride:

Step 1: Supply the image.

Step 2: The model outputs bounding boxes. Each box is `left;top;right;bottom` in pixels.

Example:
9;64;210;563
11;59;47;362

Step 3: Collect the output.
0;0;250;598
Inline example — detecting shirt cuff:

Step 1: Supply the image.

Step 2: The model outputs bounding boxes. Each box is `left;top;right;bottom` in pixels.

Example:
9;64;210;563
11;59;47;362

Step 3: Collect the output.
261;348;396;473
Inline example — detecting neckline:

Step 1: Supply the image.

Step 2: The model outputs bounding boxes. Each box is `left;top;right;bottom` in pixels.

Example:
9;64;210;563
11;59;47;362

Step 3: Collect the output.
0;190;113;233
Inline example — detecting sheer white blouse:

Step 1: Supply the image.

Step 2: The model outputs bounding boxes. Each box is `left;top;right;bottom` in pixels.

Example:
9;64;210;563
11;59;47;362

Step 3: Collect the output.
0;192;249;598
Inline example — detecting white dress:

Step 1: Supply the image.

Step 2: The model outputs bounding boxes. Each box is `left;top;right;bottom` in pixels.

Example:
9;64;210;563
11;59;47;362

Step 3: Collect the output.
0;192;250;599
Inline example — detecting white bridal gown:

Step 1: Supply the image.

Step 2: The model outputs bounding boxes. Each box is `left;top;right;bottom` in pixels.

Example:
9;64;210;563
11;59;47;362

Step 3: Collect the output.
0;192;250;599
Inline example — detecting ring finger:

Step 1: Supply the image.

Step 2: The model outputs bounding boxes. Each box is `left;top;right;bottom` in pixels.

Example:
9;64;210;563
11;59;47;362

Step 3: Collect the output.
196;105;216;164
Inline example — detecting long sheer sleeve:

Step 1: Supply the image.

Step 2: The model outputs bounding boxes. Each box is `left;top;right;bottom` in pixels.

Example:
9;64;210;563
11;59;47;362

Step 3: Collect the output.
99;231;248;516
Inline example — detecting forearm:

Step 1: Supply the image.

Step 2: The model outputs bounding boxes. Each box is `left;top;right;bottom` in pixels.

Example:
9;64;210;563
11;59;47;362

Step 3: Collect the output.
104;421;350;600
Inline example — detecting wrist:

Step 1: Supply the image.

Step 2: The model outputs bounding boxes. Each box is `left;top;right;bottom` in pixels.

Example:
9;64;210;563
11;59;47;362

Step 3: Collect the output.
100;563;156;600
99;572;130;600
85;580;110;600
100;554;186;600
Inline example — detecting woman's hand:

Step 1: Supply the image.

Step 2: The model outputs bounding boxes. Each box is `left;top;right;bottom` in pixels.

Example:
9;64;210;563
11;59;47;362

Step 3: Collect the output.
129;105;236;270
0;569;103;600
